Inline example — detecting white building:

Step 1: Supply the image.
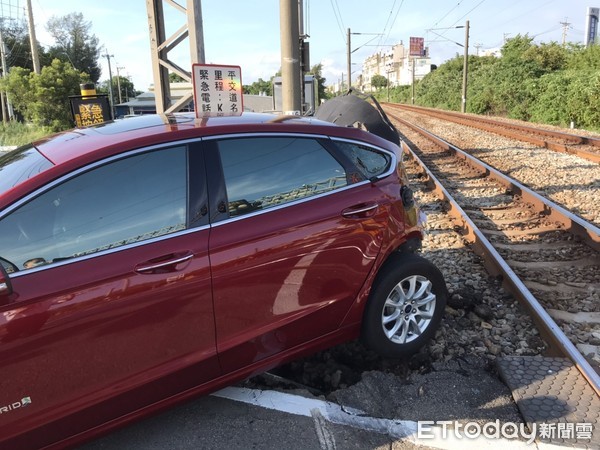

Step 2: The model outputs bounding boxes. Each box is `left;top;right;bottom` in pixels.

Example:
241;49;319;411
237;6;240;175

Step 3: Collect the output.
358;42;432;92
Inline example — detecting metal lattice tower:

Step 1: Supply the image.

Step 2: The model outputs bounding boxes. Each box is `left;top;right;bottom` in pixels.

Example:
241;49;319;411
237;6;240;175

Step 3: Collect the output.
146;0;205;115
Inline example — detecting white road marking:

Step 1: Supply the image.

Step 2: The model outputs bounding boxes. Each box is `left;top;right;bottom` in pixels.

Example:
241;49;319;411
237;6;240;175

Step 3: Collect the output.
213;387;567;450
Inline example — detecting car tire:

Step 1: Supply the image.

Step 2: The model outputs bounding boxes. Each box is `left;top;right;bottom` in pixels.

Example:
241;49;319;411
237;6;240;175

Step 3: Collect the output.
362;252;447;358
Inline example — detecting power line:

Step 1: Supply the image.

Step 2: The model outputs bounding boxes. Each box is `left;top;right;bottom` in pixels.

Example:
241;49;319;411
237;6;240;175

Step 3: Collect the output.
0;0;23;20
532;24;562;39
329;0;345;43
447;0;488;29
431;0;465;29
377;0;398;48
379;0;405;50
431;0;487;44
469;0;557;41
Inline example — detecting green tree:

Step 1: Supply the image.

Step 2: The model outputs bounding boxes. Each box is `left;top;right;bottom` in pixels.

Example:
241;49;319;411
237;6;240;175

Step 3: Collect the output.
45;12;101;83
371;74;388;90
415;56;464;110
0;66;35;116
1;59;88;130
522;41;568;72
567;43;600;70
500;34;535;61
169;73;186;83
308;63;330;101
243;78;273;96
98;76;138;103
0;18;46;72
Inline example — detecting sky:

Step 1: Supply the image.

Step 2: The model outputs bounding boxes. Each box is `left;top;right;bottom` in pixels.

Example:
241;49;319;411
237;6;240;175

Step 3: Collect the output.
6;0;596;92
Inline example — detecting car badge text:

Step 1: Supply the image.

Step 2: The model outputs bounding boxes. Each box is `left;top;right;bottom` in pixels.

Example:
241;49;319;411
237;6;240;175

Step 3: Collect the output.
0;397;32;414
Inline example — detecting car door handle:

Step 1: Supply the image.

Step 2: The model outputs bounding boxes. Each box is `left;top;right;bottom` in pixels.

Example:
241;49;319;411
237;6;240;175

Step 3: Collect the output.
135;252;194;274
341;203;379;218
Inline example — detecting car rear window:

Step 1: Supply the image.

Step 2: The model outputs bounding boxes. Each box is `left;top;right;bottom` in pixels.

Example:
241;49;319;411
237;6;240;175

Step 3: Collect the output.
0;146;53;193
334;141;392;179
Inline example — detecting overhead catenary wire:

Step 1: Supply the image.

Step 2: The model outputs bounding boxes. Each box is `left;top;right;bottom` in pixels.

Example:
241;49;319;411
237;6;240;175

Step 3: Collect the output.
329;0;346;44
378;0;405;51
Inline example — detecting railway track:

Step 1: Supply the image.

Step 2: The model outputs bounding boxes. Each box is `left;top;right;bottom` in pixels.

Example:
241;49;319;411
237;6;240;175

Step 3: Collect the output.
383;107;599;443
384;103;600;164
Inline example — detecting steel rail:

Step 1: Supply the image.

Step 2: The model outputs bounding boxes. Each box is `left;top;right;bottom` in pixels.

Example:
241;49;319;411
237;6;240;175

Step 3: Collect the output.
389;112;600;252
391;116;600;397
385;103;600;164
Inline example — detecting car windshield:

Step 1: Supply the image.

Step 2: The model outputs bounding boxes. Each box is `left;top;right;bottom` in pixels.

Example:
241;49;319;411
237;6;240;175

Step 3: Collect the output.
0;146;53;194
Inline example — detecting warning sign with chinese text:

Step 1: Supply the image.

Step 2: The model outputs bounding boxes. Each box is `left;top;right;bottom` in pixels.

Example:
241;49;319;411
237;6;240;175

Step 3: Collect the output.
192;64;243;118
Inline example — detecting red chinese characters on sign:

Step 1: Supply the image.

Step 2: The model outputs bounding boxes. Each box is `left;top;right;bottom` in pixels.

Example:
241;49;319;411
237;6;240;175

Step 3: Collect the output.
192;64;243;118
409;37;425;57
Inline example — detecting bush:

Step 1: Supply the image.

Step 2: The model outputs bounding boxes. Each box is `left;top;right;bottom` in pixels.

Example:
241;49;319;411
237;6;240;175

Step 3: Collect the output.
0;59;88;131
0;122;53;146
383;36;600;131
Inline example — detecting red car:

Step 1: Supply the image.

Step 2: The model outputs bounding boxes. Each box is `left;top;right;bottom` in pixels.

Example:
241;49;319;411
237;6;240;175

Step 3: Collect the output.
0;111;446;448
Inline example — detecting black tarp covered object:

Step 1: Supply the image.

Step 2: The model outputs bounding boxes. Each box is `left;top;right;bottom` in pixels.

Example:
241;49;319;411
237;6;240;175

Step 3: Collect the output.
315;90;400;146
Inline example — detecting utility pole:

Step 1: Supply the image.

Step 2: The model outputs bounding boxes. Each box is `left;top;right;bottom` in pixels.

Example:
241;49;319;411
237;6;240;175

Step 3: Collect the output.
103;52;115;118
461;20;469;113
347;28;351;91
279;0;301;113
411;58;415;104
475;43;482;56
560;19;571;46
26;0;40;74
116;66;125;103
0;31;14;121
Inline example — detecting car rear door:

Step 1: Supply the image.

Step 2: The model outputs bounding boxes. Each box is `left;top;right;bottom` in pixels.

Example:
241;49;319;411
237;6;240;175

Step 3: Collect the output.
0;143;218;448
206;134;394;372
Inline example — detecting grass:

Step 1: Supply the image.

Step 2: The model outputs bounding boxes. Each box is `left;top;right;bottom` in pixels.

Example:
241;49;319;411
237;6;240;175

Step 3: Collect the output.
0;121;54;147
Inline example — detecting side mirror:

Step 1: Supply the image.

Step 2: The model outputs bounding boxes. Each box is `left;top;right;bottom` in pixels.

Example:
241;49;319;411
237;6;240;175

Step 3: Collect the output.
0;264;13;297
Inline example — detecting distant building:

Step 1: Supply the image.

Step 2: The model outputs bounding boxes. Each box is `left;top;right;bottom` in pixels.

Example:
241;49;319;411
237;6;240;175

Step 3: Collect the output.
115;82;274;117
358;42;432;92
480;48;502;58
585;7;599;46
115;83;195;117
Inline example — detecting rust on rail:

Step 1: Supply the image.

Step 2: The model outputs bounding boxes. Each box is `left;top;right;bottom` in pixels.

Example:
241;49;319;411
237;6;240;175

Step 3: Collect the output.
385;103;600;164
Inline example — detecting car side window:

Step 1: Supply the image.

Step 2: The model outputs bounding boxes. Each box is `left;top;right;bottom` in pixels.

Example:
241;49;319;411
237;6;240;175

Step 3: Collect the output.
0;146;187;273
217;136;347;217
334;141;391;179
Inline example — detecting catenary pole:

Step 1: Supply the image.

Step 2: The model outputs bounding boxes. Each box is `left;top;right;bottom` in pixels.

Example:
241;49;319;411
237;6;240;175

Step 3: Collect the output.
346;28;351;91
461;20;469;113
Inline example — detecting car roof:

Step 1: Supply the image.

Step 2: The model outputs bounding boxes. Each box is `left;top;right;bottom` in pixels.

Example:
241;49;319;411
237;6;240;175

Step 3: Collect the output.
33;112;367;166
2;112;399;208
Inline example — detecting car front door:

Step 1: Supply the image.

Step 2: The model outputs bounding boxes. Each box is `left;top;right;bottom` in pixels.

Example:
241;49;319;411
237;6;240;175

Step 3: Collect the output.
206;135;393;372
0;144;218;448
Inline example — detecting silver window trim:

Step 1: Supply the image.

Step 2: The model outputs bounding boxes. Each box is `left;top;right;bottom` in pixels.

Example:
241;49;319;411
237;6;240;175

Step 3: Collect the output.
202;131;330;142
212;179;373;227
8;225;209;279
